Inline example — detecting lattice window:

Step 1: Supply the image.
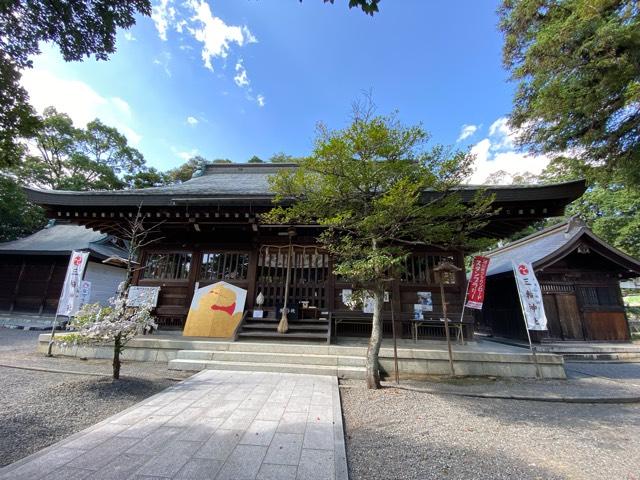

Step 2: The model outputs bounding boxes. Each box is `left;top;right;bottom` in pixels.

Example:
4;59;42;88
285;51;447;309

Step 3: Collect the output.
578;285;620;307
142;252;192;280
400;254;457;285
200;252;250;282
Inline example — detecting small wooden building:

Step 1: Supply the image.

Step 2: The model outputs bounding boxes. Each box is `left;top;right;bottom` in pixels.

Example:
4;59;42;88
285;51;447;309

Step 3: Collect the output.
0;222;128;315
25;163;585;341
478;218;640;342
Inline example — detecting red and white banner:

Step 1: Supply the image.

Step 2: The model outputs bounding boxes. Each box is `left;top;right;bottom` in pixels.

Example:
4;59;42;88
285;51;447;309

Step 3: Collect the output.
465;256;490;310
512;260;547;331
57;251;90;316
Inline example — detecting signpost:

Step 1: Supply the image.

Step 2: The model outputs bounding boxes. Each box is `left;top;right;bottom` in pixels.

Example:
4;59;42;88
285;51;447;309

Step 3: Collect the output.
47;251;90;356
512;260;547;378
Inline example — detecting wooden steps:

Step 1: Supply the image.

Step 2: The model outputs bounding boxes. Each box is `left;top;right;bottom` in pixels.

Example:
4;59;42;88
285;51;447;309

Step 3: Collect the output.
235;314;331;343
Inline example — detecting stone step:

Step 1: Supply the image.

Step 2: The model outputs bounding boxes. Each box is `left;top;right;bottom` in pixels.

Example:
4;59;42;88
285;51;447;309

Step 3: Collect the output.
246;317;328;324
242;323;328;331
175;349;366;367
237;331;328;341
167;358;365;378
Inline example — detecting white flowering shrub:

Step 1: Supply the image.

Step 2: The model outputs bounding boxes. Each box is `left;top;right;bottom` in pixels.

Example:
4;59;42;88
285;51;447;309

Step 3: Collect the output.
59;295;157;379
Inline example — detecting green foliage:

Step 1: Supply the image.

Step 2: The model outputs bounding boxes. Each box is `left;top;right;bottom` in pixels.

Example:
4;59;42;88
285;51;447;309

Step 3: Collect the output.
539;156;640;258
0;0;151;167
10;107;146;190
211;158;232;164
248;155;264;163
0;174;46;241
269;152;302;164
309;0;381;15
163;156;207;183
264;106;494;287
500;0;640;184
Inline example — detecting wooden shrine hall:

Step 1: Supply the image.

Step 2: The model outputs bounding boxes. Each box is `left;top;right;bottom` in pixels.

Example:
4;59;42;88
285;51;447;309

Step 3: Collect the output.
477;217;640;342
26;163;586;342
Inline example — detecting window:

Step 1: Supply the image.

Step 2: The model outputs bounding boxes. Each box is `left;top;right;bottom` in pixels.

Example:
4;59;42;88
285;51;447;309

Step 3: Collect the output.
200;252;250;282
578;285;620;307
142;252;192;280
400;254;457;285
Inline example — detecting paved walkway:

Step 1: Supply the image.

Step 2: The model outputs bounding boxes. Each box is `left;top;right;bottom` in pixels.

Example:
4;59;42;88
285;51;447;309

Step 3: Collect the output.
0;370;348;480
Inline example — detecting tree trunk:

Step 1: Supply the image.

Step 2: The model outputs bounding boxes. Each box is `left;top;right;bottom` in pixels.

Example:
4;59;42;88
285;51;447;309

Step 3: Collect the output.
366;285;384;389
112;333;122;380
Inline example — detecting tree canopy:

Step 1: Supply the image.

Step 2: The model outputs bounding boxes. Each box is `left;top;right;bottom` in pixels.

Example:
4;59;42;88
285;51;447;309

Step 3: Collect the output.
265;104;493;388
500;0;640;184
0;0;151;167
11;107;145;191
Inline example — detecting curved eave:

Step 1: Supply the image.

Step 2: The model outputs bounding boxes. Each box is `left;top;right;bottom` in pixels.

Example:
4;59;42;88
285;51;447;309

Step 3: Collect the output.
534;229;640;278
25;179;586;208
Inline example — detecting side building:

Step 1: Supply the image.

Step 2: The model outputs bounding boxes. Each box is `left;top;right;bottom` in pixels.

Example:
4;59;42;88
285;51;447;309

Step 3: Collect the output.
25;163;585;341
478;218;640;342
0;222;128;315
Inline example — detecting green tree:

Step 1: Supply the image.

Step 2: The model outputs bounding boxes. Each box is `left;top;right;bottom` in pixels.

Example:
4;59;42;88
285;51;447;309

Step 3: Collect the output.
248;155;264;163
539;156;640;258
0;174;46;241
164;156;207;183
500;0;640;184
0;0;151;167
12;107;146;190
269;152;304;163
308;0;381;15
264;104;493;389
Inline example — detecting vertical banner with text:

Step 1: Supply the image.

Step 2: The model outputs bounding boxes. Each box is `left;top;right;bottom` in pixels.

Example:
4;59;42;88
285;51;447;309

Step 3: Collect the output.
512;260;547;331
57;251;90;317
465;256;491;310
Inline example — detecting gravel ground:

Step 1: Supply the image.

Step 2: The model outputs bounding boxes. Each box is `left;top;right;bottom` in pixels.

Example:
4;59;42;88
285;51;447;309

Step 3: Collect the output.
341;380;640;480
0;328;192;467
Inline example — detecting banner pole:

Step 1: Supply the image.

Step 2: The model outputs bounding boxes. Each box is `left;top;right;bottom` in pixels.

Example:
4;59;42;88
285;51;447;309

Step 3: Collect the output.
514;278;543;379
46;314;58;357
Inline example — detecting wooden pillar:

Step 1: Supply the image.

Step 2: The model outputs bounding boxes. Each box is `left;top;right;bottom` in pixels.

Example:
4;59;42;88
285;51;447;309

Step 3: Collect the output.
38;262;56;315
392;276;403;338
9;260;26;313
246;249;259;311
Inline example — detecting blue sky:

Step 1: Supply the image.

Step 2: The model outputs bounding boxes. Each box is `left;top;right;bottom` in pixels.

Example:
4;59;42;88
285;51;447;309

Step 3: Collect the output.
21;0;550;183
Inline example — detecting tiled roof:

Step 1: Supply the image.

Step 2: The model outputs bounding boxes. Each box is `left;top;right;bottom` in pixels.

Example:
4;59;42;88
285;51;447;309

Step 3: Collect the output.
0;223;127;260
484;217;640;277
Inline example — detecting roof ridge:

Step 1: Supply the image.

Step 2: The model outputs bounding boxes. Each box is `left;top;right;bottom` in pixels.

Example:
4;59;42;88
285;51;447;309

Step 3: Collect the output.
485;219;571;257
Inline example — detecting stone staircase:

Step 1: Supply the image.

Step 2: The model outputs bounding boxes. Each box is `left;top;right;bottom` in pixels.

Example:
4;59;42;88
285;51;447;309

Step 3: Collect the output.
235;314;331;343
168;341;366;378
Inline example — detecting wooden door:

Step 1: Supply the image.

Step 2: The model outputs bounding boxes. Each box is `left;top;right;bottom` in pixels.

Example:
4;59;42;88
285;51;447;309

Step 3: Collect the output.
542;294;563;339
256;245;329;313
555;294;584;340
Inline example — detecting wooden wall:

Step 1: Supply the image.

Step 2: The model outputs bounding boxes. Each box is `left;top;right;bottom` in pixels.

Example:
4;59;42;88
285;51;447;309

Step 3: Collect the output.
0;255;68;314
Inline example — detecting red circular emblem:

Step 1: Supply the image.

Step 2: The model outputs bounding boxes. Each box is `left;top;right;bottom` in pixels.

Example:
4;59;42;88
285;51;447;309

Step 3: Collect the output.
518;264;529;275
73;256;83;266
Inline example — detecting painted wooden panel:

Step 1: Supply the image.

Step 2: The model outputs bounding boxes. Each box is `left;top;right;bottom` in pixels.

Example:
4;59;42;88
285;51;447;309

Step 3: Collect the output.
583;311;630;341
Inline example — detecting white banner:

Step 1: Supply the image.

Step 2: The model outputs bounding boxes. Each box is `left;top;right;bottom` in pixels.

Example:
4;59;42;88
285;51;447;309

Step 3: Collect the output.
57;251;90;316
512;260;547;331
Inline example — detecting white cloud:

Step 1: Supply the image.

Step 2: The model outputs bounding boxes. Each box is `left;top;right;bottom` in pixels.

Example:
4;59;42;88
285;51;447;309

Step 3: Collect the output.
151;0;176;41
151;0;256;73
21;67;142;146
171;147;198;161
256;94;265;107
234;60;249;87
488;117;517;150
186;116;199;126
467;117;549;184
153;51;172;77
185;0;254;72
457;124;478;142
123;31;136;41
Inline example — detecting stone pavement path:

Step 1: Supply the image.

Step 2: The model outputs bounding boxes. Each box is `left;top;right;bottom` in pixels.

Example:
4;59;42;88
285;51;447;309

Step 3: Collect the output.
0;370;348;480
